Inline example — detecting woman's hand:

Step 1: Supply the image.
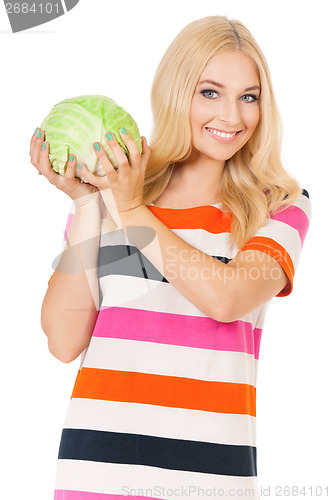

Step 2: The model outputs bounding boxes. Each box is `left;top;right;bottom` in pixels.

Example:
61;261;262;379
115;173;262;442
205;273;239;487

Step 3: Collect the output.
30;128;99;204
77;129;150;225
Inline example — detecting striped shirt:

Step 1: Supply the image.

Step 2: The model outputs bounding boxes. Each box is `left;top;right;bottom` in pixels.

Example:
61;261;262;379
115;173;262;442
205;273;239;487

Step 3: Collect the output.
53;189;311;500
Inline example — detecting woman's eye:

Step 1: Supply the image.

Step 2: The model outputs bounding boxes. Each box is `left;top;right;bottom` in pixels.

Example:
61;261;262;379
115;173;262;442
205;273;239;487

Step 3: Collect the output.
200;89;219;99
241;94;259;102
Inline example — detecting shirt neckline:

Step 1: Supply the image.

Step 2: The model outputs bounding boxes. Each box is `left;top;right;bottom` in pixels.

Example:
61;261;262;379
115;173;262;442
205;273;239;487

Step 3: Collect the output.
148;202;223;209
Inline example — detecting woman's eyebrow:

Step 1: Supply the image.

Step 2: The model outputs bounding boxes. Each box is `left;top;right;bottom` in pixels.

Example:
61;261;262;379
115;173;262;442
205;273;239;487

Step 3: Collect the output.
198;79;260;92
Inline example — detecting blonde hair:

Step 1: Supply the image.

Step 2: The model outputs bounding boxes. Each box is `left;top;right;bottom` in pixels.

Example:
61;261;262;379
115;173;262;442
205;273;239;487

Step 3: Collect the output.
105;16;301;248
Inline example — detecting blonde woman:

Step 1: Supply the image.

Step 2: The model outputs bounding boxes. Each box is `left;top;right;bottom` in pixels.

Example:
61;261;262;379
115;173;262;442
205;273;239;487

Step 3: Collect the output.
31;15;311;500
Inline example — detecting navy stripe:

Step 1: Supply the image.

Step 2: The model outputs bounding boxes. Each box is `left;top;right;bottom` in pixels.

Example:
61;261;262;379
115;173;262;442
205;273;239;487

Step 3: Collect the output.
58;428;257;477
98;245;231;280
98;245;166;282
284;188;309;200
213;255;231;264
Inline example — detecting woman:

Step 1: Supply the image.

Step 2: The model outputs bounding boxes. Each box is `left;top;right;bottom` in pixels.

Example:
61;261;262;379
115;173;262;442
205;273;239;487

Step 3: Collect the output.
30;15;311;500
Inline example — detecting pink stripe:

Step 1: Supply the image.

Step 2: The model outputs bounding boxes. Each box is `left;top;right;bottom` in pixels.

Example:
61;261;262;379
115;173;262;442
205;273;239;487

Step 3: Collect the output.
54;490;162;500
63;213;74;241
93;307;262;359
253;327;262;360
270;205;309;246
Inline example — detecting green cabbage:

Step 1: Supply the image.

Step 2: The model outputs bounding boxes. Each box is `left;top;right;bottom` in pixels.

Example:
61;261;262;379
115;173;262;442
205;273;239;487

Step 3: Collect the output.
40;95;142;180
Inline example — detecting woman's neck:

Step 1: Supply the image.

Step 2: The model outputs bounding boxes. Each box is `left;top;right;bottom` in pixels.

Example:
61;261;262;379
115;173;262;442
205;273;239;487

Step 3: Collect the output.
153;156;226;208
168;156;225;200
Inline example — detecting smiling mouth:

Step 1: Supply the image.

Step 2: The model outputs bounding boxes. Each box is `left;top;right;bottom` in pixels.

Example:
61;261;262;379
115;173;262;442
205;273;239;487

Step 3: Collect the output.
205;127;241;142
205;127;240;138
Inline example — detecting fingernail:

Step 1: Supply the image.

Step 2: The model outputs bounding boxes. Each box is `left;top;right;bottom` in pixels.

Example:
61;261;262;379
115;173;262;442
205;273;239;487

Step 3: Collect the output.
41;142;46;151
77;163;83;170
37;130;42;139
106;132;113;140
69;155;74;162
34;128;38;135
94;143;101;151
120;128;127;134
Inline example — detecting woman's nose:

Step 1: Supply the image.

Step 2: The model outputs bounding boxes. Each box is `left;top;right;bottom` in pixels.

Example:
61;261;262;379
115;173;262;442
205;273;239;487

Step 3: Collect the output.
218;98;241;125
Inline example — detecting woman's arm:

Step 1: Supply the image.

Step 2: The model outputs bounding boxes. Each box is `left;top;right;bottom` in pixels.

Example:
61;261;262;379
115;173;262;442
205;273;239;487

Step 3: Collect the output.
41;193;101;363
30;128;102;363
119;205;287;323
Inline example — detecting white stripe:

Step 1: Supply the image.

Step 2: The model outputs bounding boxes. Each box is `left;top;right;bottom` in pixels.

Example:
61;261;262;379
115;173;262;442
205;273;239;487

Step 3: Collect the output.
55;460;259;499
251;218;302;269
255;301;270;330
100;226;128;246
99;225;239;260
68;201;75;215
170;228;239;258
99;274;259;324
63;398;256;447
83;337;258;386
99;274;163;307
293;193;312;222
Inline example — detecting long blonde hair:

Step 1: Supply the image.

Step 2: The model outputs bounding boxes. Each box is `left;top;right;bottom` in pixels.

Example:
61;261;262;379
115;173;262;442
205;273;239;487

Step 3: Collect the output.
105;16;301;248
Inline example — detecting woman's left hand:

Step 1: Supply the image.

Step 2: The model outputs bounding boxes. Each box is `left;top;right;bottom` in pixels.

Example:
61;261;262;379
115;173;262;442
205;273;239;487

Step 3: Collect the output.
78;129;150;225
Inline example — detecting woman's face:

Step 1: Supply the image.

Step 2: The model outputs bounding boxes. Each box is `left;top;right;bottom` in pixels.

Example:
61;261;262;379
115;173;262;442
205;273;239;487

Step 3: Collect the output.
190;50;261;165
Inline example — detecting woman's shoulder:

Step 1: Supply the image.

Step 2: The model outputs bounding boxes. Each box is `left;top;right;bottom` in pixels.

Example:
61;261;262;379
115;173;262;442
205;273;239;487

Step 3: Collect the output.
265;188;311;251
280;188;312;222
270;188;311;226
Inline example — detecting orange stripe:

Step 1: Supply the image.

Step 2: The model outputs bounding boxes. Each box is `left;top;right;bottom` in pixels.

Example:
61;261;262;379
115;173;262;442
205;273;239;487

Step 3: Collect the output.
48;271;55;285
240;236;294;297
71;367;256;417
147;205;232;234
71;369;82;398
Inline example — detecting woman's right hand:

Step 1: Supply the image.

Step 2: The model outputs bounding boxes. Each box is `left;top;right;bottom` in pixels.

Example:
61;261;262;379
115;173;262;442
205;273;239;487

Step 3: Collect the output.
30;128;99;202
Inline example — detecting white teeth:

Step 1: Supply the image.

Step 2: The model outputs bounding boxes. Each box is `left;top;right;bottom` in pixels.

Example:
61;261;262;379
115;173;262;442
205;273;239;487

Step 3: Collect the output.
207;128;237;138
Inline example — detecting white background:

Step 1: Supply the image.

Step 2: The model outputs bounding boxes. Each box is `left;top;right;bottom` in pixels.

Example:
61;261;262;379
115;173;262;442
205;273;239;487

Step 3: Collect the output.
1;0;331;498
